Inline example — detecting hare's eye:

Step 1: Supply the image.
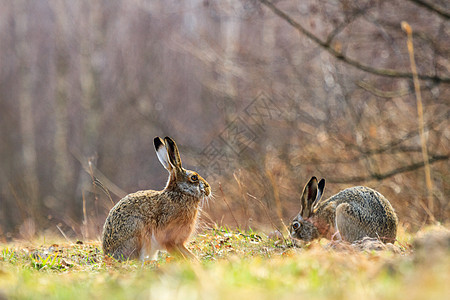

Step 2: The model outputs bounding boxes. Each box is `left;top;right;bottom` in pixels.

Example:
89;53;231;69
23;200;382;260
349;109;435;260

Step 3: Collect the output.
190;174;199;182
293;221;300;230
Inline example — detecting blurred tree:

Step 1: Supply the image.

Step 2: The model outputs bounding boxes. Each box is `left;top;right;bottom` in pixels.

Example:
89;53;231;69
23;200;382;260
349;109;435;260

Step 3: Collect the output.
0;0;448;239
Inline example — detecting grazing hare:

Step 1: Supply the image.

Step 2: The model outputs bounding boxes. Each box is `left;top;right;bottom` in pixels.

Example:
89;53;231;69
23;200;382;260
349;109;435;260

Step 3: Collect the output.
102;136;211;261
290;177;398;243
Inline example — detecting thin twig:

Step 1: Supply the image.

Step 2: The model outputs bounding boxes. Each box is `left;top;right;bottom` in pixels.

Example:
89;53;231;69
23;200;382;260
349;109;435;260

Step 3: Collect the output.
357;81;411;98
257;0;450;83
93;177;114;205
246;193;286;243
418;200;436;223
325;5;371;45
327;154;448;183
233;171;250;225
56;225;71;244
70;149;127;198
299;147;444;166
406;0;450;19
343;113;448;156
265;169;284;222
218;183;240;228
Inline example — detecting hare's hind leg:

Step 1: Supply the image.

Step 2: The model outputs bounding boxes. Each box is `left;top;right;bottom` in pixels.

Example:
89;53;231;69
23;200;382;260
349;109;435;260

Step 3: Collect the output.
335;203;370;243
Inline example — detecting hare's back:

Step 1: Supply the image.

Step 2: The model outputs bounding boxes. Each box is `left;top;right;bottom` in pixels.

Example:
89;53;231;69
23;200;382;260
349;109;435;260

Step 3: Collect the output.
330;186;398;242
102;191;160;238
109;189;161;218
330;186;395;216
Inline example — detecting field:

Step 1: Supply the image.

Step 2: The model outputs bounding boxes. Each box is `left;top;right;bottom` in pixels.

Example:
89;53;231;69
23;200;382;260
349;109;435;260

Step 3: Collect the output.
0;1;448;299
1;225;449;300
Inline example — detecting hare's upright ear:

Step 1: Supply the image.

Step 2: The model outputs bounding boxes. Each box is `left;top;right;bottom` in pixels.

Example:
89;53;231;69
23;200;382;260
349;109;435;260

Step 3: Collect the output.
164;136;182;170
300;176;318;218
313;178;325;208
154;137;171;170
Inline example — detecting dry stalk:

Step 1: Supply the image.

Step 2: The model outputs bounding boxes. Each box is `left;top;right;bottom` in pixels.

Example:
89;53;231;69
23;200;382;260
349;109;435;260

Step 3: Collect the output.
82;191;88;240
218;183;240;228
401;21;435;222
233;171;250;225
265;169;284;222
56;224;71;244
246;193;286;242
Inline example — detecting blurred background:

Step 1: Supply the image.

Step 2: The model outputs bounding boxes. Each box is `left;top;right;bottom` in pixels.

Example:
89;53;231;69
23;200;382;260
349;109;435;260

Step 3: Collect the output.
0;0;448;241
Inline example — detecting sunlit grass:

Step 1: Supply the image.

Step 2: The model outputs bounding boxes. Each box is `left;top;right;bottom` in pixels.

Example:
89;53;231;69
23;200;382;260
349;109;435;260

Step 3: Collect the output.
0;226;449;300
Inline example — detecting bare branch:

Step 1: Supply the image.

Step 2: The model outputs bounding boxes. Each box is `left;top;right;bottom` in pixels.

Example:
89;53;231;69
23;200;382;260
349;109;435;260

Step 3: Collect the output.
406;0;450;19
301;147;443;166
325;5;372;45
327;111;449;160
327;154;449;184
357;81;411;98
257;0;450;83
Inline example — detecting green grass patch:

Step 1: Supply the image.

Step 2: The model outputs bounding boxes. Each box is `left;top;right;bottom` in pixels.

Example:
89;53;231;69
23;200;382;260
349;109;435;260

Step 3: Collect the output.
0;226;449;299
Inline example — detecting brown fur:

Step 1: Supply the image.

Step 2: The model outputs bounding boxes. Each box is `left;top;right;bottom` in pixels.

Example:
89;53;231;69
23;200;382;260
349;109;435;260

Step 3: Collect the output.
309;215;333;240
291;177;398;244
102;137;210;261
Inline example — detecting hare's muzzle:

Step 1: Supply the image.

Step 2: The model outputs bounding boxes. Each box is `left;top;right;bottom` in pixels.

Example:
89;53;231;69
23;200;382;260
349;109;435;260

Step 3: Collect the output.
200;181;211;197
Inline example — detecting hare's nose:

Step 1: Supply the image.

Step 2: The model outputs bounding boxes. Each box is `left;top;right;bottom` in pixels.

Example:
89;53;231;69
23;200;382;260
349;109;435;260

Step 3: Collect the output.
201;182;211;196
204;187;211;196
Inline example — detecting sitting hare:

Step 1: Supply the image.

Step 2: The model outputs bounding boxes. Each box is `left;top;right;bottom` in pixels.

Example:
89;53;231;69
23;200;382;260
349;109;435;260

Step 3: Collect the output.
290;176;398;243
102;136;211;261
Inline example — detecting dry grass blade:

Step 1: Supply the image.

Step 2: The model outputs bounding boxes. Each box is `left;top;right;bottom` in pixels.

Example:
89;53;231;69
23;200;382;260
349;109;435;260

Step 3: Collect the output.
401;21;435;222
218;183;240;228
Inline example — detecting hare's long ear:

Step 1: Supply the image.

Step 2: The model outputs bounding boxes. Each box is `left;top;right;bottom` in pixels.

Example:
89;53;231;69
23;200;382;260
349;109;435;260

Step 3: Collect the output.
313;178;325;208
164;136;182;170
300;176;318;218
154;137;171;170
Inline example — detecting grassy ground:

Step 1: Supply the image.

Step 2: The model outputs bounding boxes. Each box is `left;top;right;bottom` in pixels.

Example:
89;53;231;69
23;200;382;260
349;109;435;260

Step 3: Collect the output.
0;226;449;300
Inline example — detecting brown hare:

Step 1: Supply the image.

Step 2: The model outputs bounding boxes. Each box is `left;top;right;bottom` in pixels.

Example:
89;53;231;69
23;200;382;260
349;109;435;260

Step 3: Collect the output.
290;177;398;243
102;136;211;261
